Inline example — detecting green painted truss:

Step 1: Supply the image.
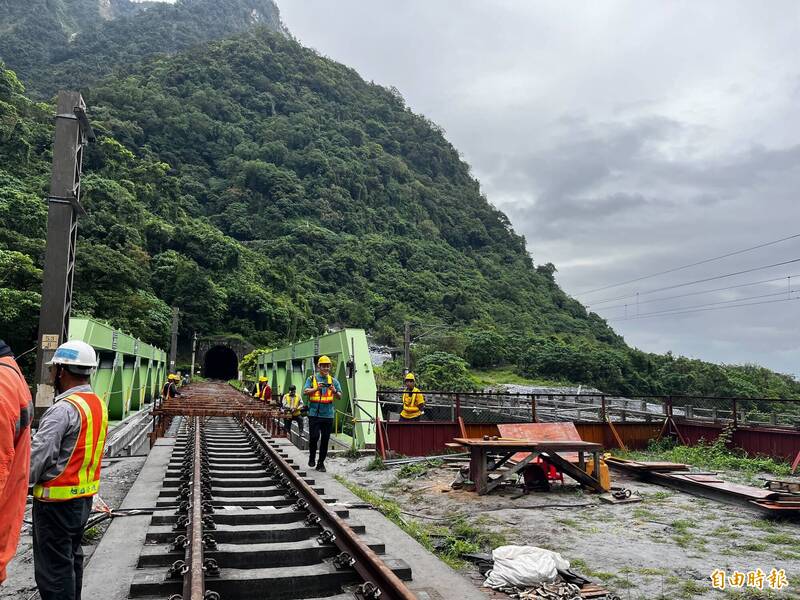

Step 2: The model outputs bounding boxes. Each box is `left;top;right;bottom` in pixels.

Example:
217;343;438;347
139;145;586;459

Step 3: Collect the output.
68;317;168;421
257;329;378;448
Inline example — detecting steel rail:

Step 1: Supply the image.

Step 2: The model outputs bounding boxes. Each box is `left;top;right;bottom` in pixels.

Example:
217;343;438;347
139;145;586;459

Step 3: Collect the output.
184;417;205;600
243;419;416;600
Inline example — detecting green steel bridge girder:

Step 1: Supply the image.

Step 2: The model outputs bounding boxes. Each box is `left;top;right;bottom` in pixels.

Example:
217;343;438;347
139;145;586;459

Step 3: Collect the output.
68;317;168;421
257;329;378;449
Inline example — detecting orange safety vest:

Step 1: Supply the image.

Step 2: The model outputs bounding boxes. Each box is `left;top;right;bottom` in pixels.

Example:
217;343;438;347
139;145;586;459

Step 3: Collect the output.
0;357;32;583
309;375;335;404
33;392;108;501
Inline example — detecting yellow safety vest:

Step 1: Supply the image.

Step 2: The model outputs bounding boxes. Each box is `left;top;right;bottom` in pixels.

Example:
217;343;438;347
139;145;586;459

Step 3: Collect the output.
400;387;425;419
282;393;302;417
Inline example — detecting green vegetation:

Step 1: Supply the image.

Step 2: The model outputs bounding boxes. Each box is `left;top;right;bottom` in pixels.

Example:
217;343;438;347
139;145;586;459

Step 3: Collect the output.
681;579;706;597
0;0;284;99
397;458;444;479
1;0;799;400
365;456;386;471
334;475;504;569
620;435;792;478
471;367;575;388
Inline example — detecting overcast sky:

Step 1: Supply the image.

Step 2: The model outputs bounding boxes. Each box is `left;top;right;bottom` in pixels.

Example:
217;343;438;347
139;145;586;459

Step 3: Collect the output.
278;1;800;376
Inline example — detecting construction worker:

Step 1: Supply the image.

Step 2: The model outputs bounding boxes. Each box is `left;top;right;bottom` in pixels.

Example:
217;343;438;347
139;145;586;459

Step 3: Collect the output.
303;356;341;472
0;340;33;584
254;376;272;403
29;340;108;600
281;385;304;437
161;374;180;404
400;373;425;421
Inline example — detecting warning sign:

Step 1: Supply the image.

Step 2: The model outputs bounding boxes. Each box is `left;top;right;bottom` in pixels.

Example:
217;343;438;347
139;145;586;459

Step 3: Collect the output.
41;334;59;350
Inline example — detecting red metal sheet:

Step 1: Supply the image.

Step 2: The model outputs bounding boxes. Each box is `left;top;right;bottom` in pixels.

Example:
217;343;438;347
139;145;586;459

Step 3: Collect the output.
498;423;583;462
384;421;461;457
498;422;582;442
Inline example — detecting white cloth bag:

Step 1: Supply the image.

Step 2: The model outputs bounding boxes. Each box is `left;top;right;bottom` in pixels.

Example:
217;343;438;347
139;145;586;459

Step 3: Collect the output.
483;545;571;589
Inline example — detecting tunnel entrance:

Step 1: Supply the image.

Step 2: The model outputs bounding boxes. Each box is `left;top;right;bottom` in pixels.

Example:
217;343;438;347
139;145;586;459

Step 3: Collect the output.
203;345;239;380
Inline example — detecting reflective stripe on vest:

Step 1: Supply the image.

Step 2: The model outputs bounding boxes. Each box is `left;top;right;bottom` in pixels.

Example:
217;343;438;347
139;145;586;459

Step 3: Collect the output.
33;392;108;501
310;375;334;404
401;389;424;419
283;393;302;416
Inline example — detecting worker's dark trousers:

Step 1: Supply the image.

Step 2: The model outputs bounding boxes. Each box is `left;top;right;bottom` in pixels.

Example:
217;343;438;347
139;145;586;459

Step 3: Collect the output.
308;416;333;466
33;497;92;600
283;416;304;436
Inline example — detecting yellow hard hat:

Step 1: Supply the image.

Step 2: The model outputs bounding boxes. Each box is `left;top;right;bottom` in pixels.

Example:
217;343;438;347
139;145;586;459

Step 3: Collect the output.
168;374;178;380
404;373;415;381
317;355;332;365
259;376;268;382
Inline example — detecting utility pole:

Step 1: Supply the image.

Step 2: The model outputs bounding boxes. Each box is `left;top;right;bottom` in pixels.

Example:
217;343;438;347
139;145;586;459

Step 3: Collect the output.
33;91;94;414
403;321;411;375
169;307;179;374
190;331;198;380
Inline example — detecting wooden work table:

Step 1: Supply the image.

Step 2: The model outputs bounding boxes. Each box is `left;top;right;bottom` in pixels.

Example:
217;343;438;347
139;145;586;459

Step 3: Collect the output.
451;437;605;495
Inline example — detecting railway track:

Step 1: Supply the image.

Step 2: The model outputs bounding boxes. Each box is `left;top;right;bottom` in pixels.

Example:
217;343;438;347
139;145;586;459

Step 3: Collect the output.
128;416;413;600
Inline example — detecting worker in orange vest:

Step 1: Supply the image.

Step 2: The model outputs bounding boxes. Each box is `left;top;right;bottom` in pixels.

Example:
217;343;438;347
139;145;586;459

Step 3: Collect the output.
0;340;33;584
29;340;108;600
303;355;341;472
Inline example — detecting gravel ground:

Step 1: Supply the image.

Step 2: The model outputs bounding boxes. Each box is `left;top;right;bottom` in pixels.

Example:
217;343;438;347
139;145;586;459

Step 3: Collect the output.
326;455;800;600
1;452;148;600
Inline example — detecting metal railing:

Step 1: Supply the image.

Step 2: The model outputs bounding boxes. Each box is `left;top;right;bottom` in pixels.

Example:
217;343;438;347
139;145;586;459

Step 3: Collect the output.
376;390;800;429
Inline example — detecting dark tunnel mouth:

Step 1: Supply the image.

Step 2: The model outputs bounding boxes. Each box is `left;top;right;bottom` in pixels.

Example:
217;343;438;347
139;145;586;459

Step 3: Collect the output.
203;345;239;380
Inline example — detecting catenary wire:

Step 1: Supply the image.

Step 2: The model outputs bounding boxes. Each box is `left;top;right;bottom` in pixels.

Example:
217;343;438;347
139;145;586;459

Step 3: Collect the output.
605;287;798;319
587;257;800;306
595;274;796;312
578;232;800;296
609;292;800;322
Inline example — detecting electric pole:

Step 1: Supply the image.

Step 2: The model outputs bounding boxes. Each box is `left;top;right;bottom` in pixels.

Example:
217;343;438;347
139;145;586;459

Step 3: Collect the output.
190;331;198;380
169;307;179;374
33;91;94;414
403;321;411;375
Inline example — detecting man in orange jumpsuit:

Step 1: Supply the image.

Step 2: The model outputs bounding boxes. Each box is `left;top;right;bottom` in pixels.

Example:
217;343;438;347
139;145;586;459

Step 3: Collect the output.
0;339;33;584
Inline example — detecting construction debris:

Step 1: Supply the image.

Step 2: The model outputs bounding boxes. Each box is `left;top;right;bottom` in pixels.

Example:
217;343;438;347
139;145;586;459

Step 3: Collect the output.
497;581;582;600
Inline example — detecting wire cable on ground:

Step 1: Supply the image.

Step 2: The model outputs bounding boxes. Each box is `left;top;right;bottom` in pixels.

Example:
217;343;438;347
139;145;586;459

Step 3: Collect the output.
588;257;800;306
578;232;800;296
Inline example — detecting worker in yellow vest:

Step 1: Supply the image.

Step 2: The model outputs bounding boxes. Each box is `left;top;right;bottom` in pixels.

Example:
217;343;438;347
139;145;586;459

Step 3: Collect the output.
254;376;272;403
29;340;108;600
400;373;425;421
161;374;180;403
281;384;304;437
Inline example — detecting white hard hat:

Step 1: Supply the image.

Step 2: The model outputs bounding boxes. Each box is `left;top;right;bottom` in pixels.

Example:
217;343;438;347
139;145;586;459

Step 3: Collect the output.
47;340;97;375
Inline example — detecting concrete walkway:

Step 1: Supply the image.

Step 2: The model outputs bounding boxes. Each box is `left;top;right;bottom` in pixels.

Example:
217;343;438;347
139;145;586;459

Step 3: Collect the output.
83;438;175;599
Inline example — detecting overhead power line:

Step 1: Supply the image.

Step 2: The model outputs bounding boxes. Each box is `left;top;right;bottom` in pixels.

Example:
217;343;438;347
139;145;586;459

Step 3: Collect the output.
597;274;796;312
588;258;800;307
608;289;800;322
578;232;800;296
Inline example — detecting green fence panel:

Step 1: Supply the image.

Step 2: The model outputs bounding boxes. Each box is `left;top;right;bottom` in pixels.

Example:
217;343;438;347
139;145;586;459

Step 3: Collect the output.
258;329;378;448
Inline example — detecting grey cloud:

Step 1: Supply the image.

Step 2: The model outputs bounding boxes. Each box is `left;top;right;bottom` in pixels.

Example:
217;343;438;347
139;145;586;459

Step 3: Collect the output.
279;0;800;375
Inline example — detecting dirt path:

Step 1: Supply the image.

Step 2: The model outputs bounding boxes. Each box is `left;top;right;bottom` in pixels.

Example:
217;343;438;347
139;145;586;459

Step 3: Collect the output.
328;456;800;600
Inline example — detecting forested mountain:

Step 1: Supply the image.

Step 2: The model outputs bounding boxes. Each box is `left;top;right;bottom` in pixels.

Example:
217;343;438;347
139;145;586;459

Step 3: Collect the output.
0;0;284;99
1;1;798;398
